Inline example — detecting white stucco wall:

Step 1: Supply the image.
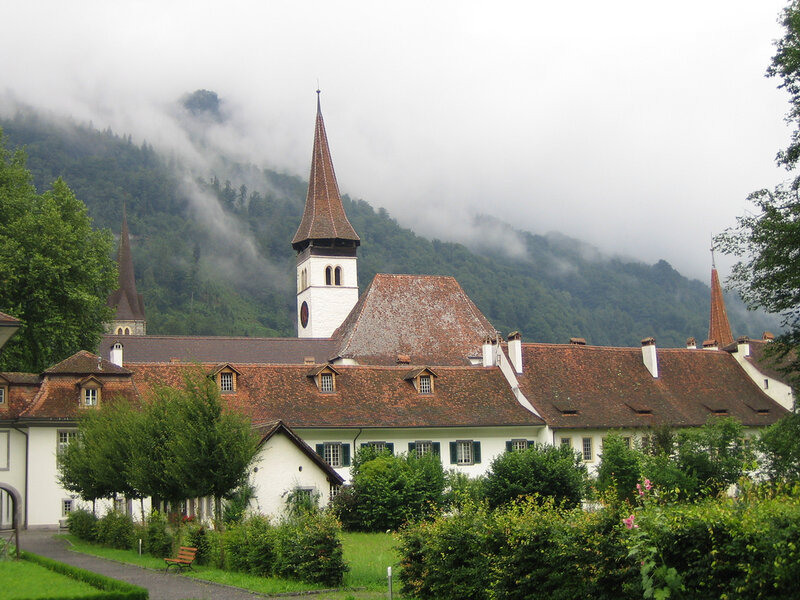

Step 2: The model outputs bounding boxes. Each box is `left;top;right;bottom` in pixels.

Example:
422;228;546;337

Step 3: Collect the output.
731;349;795;411
296;254;358;338
298;426;548;482
27;427;73;527
0;428;28;528
250;432;338;518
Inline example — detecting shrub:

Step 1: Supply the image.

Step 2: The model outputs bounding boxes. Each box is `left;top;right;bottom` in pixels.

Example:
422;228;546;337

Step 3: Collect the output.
183;523;211;565
223;523;250;572
244;515;276;576
66;508;98;542
274;511;348;586
144;510;174;558
95;510;135;549
397;500;494;600
596;433;642;504
335;447;446;531
483;442;588;509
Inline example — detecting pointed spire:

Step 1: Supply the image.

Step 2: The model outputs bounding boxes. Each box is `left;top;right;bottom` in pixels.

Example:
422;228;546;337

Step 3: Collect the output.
108;206;146;322
291;91;360;252
708;243;733;348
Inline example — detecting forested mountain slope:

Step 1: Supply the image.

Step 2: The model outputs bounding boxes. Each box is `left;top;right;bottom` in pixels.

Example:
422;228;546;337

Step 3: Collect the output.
0;109;775;347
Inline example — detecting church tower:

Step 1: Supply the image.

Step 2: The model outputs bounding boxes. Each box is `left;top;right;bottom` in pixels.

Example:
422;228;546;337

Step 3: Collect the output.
292;92;360;338
107;207;146;335
707;247;733;348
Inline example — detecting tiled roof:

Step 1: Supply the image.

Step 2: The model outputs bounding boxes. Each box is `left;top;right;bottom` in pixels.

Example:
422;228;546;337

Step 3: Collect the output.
44;350;130;375
98;335;336;365
515;343;787;429
255;420;344;484
708;267;734;348
332;274;499;365
0;372;41;419
129;363;543;429
0;311;21;325
20;375;140;420
107;209;146;321
291;94;360;251
743;339;795;385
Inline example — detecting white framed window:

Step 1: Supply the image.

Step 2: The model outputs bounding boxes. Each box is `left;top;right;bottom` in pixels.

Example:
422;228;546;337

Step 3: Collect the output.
83;388;98;406
219;372;234;392
0;386;6;405
582;437;593;461
320;373;334;393
623;436;632;449
324;442;342;467
419;375;432;394
764;379;769;389
416;440;432;457
58;430;78;455
560;437;571;448
62;499;73;517
330;484;341;500
511;439;528;452
456;441;473;465
368;441;386;452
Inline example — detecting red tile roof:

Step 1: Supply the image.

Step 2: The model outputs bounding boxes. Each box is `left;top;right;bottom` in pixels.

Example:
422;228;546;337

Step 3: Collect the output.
44;350;130;375
515;343;787;429
332;274;498;365
291;94;360;251
129;363;543;429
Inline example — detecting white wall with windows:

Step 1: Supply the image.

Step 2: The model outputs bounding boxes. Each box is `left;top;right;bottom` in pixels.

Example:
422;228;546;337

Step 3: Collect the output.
298;426;548;481
549;429;639;475
0;428;27;528
296;253;359;338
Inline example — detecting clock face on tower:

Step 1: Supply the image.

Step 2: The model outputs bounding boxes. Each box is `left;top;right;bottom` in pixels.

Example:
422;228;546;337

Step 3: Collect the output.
300;301;309;328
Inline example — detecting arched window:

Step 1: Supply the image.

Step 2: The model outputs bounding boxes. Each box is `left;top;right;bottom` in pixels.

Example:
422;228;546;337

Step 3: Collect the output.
325;266;332;286
302;269;308;290
334;266;342;286
116;327;123;335
124;327;130;335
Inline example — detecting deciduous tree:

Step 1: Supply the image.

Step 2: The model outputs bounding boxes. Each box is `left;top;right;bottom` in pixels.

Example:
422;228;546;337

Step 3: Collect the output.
0;131;116;372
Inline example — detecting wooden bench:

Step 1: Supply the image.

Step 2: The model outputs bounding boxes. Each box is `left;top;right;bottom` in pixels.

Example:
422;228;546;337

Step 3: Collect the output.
164;546;197;573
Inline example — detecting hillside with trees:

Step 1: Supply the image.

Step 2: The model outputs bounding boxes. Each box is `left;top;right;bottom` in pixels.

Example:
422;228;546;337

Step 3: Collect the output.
0;107;776;347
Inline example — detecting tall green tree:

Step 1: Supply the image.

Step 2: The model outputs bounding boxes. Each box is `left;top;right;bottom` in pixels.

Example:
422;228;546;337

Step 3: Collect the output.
0;131;116;372
757;411;800;482
717;1;800;387
596;433;642;503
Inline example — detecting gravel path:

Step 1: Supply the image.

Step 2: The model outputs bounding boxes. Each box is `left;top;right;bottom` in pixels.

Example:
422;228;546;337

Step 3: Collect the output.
18;529;267;600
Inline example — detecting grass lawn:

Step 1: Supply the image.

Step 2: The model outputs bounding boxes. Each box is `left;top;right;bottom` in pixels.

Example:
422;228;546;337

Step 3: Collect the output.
62;530;401;599
0;558;104;599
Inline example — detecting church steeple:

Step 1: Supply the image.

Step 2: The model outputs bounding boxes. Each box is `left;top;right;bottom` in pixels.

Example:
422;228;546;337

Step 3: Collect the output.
291;91;360;252
293;92;360;338
707;245;733;348
107;206;146;335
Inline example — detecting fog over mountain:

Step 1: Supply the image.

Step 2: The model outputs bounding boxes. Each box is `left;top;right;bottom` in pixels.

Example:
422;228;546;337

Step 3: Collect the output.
0;1;793;283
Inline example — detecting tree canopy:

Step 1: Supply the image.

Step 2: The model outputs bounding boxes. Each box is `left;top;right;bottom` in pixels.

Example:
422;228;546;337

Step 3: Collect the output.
0;130;116;372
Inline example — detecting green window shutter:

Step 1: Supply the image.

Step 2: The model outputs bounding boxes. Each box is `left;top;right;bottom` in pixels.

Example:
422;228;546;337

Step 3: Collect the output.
386;443;394;455
342;444;351;466
432;442;441;456
408;442;416;453
505;441;512;452
473;441;481;464
449;442;457;464
315;444;324;458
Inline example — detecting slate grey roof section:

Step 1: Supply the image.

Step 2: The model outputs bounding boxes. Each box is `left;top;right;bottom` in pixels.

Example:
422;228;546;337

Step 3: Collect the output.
99;334;337;365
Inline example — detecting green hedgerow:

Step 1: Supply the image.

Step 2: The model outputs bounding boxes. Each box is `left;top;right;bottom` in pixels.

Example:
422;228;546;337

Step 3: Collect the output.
66;508;98;542
95;510;136;549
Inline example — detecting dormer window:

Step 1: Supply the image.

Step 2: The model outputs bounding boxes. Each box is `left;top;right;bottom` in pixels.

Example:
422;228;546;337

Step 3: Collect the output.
78;376;102;408
419;375;432;394
210;364;240;394
320;373;334;392
404;367;437;394
307;365;340;393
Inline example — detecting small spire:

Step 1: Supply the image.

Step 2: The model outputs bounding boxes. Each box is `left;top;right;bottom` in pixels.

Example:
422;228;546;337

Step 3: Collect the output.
708;250;734;348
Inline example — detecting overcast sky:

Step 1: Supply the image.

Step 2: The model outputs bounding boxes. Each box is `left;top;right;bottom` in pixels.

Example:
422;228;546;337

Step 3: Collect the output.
0;1;793;280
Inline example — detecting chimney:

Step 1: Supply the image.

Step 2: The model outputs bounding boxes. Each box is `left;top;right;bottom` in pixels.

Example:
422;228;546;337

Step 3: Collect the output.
641;337;658;378
737;336;750;357
304;356;315;365
762;331;775;342
482;335;498;367
686;337;697;350
109;343;123;367
569;337;586;345
507;331;522;374
396;354;411;365
702;339;718;351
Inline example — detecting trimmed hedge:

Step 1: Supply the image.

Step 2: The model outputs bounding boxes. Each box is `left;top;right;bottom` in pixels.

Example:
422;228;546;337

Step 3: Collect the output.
21;550;148;599
396;490;800;600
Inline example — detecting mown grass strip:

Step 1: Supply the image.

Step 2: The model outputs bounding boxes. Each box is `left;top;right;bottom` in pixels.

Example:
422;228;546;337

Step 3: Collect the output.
1;559;101;599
